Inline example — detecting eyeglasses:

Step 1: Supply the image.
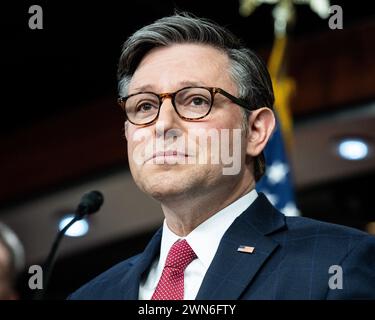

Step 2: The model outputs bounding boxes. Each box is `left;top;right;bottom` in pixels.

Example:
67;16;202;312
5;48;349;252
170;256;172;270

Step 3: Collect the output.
117;86;254;126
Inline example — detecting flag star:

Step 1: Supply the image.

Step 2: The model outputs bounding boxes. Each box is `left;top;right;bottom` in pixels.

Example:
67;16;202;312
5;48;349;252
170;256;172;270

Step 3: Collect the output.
263;191;279;206
281;202;300;217
267;161;289;185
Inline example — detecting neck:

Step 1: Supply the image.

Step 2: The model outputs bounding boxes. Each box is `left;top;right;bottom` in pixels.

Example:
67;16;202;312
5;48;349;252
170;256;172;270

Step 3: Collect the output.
161;174;255;237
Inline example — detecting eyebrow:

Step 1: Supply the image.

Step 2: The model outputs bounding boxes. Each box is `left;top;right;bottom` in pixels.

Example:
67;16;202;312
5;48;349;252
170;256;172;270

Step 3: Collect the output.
130;80;208;94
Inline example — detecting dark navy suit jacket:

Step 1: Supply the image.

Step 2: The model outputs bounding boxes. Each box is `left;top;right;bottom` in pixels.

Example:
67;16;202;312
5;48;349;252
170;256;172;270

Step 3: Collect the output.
69;193;375;299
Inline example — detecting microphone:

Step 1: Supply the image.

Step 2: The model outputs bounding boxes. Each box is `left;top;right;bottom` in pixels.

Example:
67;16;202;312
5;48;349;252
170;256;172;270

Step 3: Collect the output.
35;190;104;300
76;190;104;218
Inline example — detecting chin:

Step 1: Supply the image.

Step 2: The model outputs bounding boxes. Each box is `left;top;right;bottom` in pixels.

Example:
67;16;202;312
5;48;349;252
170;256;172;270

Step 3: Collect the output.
145;184;188;202
137;170;195;201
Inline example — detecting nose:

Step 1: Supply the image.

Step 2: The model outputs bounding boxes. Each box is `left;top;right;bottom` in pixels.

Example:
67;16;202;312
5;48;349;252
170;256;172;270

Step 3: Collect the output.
155;96;180;137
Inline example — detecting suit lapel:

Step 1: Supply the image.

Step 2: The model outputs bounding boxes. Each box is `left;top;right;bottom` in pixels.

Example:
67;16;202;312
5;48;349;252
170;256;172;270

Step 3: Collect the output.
196;193;286;300
121;228;162;299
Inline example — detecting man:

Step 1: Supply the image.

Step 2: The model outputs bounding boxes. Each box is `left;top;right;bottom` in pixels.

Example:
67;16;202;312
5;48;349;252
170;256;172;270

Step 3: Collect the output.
0;222;25;300
69;13;375;299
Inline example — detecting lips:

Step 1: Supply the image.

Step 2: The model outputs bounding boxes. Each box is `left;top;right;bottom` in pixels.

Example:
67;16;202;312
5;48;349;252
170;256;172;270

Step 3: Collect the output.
146;150;190;162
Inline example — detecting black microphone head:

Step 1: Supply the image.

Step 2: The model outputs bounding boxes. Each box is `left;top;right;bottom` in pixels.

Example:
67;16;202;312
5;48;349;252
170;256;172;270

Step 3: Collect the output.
76;190;104;217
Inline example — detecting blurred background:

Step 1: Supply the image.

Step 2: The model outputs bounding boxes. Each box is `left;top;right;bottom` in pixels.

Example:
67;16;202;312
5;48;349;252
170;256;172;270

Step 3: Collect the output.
0;0;374;299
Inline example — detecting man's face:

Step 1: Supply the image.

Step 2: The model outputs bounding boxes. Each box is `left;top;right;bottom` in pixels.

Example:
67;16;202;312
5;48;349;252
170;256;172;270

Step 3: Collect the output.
125;44;247;201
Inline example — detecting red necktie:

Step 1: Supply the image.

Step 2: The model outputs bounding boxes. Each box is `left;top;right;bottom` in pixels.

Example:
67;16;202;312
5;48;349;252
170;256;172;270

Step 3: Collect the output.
151;239;197;300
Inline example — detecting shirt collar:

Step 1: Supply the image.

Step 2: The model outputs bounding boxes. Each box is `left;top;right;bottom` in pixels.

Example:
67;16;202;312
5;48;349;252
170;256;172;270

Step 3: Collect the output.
159;189;258;270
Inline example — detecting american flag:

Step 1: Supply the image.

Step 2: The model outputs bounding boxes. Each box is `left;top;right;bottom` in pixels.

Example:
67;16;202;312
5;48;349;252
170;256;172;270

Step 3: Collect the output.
237;245;255;253
256;117;300;216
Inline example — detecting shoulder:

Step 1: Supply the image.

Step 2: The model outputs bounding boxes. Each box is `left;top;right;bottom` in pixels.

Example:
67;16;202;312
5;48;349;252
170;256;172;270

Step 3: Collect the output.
286;217;375;299
269;214;375;271
283;215;375;251
272;216;375;298
67;227;163;300
285;215;372;241
67;253;141;300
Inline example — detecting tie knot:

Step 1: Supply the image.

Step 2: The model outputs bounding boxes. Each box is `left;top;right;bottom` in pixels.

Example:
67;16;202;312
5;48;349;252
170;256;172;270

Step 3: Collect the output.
165;239;197;270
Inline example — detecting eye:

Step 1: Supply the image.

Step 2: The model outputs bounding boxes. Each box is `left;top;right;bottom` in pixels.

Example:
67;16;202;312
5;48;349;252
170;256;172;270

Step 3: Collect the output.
185;95;210;107
191;97;208;106
136;102;158;113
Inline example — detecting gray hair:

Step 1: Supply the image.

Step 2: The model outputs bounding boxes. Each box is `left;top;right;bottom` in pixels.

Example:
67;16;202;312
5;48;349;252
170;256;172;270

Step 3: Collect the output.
117;12;274;181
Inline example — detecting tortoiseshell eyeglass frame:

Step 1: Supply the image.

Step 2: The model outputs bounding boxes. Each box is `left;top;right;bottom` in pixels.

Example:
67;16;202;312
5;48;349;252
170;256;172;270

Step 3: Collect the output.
117;86;255;126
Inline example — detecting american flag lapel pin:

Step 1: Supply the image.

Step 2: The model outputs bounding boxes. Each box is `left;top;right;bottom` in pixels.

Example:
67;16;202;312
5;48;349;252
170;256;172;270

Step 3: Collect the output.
237;245;255;254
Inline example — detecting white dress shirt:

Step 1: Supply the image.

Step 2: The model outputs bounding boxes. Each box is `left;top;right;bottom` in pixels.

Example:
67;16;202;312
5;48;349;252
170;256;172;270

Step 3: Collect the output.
138;189;258;300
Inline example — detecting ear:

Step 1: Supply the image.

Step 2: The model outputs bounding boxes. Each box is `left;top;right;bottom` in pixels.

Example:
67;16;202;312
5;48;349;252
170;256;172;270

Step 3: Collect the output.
246;107;275;157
